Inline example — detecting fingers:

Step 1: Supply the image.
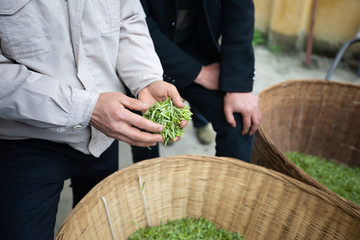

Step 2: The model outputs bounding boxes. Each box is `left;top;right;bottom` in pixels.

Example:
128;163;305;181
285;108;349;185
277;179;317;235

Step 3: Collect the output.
122;109;164;133
115;125;164;147
120;95;150;112
248;109;262;136
180;120;188;128
172;136;181;142
241;114;252;135
166;84;185;109
110;111;165;146
94;87;188;147
224;105;261;136
90;95;165;147
92;114;164;147
224;107;236;128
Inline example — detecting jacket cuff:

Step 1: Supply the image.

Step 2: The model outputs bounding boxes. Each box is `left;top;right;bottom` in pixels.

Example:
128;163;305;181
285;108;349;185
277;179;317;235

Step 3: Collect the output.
163;61;202;90
65;88;99;132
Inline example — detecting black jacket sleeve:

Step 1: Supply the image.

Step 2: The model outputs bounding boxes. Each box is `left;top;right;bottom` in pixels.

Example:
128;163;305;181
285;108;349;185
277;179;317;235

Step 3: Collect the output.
140;0;202;90
139;0;255;93
219;0;255;93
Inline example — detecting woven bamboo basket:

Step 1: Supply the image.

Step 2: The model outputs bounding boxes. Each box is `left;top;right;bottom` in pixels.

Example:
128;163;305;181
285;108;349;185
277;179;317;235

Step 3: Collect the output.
251;79;360;213
56;155;360;240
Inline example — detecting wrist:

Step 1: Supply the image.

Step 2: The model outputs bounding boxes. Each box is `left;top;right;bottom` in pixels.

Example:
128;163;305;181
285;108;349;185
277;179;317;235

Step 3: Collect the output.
194;66;204;84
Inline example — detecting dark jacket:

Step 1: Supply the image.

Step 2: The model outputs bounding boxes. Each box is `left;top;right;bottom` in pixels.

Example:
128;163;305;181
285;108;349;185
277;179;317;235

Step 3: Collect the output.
140;0;255;92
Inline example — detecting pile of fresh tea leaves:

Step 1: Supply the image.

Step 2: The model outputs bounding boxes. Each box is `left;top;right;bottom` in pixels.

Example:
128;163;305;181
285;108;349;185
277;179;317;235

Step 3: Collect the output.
144;97;192;146
129;217;245;240
286;151;360;205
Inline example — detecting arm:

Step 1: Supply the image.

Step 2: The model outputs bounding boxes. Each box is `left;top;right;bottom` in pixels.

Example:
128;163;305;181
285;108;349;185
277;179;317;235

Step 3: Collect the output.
139;0;203;89
0;51;97;132
0;20;161;147
219;0;255;93
90;1;187;147
117;0;163;97
220;0;261;134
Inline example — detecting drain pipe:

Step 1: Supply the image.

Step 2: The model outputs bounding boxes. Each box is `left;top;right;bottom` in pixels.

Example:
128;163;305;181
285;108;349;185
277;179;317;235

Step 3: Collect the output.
304;0;318;67
325;27;360;80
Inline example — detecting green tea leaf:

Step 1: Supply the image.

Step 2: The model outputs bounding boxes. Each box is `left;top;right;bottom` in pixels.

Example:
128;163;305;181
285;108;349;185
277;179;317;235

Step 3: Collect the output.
144;98;192;146
141;182;146;191
286;151;360;205
129;217;245;240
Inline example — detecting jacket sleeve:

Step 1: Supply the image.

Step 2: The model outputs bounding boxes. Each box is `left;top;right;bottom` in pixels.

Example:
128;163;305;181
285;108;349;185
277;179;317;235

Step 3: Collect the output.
219;0;255;93
0;51;99;132
139;0;203;90
117;0;164;97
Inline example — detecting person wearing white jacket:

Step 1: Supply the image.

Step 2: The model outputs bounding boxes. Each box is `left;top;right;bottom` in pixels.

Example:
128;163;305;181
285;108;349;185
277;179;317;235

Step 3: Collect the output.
0;0;186;239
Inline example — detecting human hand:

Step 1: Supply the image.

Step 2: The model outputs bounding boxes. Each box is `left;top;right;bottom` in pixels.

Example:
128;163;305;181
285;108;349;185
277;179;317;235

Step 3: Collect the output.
138;80;184;108
194;62;220;90
223;92;262;136
90;92;165;147
138;81;188;141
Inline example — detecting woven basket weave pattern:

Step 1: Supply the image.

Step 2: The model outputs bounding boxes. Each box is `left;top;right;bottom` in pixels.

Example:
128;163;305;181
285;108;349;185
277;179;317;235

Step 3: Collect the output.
252;79;360;212
56;155;360;240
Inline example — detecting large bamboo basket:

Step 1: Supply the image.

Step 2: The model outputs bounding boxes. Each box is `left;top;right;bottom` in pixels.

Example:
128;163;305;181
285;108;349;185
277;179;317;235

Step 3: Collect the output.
251;79;360;212
56;155;360;240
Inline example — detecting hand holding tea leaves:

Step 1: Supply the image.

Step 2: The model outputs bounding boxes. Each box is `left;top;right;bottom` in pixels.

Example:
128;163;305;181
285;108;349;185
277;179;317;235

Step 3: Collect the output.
138;81;185;110
90;81;186;148
144;97;192;146
90;92;164;147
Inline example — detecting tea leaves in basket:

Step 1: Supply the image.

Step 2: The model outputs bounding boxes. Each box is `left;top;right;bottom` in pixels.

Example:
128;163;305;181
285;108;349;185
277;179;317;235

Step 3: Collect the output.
129;217;245;240
286;151;360;205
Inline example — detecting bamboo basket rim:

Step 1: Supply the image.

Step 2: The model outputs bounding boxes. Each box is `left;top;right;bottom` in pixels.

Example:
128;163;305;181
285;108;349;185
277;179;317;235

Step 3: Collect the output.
58;154;360;234
259;79;360;96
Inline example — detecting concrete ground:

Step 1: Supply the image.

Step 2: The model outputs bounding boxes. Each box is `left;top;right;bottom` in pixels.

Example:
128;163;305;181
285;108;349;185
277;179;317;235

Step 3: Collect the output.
54;45;360;236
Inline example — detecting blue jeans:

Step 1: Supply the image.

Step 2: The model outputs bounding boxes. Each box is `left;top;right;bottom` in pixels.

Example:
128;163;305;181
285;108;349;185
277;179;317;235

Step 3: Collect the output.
0;139;118;240
131;83;254;163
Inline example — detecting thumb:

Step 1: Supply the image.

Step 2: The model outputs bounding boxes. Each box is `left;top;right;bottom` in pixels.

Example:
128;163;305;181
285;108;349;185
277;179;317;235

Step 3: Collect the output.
168;87;185;109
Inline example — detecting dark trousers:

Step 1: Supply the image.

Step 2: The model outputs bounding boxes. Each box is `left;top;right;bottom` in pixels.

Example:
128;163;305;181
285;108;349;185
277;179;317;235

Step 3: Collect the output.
132;83;254;163
190;103;209;128
0;139;118;240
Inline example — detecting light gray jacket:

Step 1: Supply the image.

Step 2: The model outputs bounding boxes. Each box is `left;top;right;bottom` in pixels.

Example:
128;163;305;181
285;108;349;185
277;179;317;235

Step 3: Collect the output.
0;0;163;157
